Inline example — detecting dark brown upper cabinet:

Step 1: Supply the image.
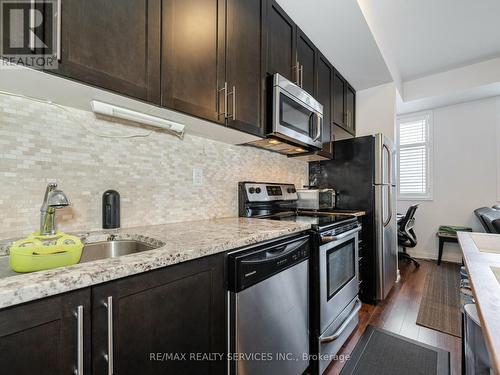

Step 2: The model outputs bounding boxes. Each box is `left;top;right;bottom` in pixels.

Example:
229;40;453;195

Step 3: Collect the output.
332;69;356;135
41;0;355;141
333;69;346;129
0;289;91;375
161;0;224;124
91;254;225;375
345;83;356;134
223;0;266;136
162;0;265;136
265;0;297;82
52;0;161;104
315;52;334;157
296;28;317;95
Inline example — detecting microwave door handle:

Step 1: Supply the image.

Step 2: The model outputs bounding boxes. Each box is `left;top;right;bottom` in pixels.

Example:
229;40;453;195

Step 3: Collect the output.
313;113;322;142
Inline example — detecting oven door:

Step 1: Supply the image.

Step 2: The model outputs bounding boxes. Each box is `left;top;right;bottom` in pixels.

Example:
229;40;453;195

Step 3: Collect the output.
272;83;323;149
319;229;360;333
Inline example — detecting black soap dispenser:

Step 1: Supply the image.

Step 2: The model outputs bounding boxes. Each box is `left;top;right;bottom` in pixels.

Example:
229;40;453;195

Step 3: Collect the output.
102;190;120;229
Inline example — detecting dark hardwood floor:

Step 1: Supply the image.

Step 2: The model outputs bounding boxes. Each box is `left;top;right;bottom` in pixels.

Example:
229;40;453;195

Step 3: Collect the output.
325;259;462;375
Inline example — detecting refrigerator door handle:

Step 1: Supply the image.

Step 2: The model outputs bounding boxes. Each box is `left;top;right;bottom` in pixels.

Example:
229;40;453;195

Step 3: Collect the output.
383;143;392;185
384;185;393;227
383;143;393;227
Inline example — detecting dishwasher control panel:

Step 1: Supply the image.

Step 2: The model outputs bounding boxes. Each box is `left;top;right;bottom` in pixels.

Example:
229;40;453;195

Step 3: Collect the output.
228;235;310;292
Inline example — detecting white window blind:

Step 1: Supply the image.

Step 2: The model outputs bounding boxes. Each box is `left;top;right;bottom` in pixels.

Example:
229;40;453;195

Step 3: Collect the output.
397;112;433;200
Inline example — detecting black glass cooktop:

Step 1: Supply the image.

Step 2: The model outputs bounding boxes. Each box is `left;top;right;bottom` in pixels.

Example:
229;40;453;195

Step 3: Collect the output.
266;212;357;231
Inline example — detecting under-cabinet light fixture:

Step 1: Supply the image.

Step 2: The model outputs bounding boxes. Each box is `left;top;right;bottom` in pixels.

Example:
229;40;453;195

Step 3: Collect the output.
91;100;185;139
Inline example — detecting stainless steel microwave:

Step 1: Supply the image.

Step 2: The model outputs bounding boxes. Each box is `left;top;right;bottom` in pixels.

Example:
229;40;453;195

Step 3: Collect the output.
269;73;323;149
296;188;337;210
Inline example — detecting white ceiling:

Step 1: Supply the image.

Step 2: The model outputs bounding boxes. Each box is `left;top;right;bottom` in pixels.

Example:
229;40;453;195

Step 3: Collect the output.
357;0;500;81
276;0;393;90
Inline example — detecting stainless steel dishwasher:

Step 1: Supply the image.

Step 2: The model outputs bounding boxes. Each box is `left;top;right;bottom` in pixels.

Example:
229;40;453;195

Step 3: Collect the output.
227;234;310;375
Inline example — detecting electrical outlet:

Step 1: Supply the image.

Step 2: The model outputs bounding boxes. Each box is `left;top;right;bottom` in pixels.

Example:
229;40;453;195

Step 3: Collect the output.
193;167;203;186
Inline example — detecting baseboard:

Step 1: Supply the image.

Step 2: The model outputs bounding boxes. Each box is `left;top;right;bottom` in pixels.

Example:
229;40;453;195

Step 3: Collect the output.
405;249;462;264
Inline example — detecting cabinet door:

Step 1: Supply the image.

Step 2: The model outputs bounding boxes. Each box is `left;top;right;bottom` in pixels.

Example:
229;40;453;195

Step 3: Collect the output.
92;254;225;375
345;84;356;134
0;289;91;375
296;28;316;95
266;0;296;81
225;0;265;136
162;0;224;123
316;53;334;157
332;70;346;128
53;0;161;104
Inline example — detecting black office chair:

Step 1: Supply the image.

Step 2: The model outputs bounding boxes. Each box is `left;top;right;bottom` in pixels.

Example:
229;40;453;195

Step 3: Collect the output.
474;207;492;232
474;207;500;234
398;204;420;268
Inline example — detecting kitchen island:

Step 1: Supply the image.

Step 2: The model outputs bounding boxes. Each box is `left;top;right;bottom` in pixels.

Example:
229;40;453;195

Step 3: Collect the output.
458;231;500;374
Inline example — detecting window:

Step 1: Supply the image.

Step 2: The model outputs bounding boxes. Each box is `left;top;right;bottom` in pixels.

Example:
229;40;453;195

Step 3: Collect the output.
397;111;433;200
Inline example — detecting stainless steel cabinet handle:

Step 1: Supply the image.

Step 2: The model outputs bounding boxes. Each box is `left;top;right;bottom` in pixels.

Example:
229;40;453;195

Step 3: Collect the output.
293;61;300;85
299;65;304;88
227;85;236;121
320;299;362;343
103;296;114;375
217;82;228;119
232;85;236;120
73;305;84;375
321;225;361;244
56;0;61;60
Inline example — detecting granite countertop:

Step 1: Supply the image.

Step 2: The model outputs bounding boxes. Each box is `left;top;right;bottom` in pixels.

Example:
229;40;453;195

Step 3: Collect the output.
458;232;500;374
0;217;311;310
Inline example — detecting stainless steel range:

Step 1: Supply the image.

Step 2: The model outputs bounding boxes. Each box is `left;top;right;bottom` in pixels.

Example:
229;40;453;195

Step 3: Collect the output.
238;182;362;374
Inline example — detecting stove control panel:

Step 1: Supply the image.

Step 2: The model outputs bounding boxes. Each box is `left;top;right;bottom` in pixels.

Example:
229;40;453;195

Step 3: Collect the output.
242;182;298;202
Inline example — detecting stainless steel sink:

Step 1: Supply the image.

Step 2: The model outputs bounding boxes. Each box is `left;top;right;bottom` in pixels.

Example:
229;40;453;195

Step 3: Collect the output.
79;240;158;263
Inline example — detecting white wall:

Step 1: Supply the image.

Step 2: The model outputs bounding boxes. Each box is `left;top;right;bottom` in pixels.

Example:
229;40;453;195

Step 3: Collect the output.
403;57;500;102
355;82;397;141
398;96;500;262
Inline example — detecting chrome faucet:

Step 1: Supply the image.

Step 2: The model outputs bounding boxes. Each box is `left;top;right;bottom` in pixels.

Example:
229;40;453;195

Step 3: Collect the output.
40;183;70;236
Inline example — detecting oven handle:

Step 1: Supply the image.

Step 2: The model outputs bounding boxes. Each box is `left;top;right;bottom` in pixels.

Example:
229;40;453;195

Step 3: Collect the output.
320;299;362;343
321;226;361;244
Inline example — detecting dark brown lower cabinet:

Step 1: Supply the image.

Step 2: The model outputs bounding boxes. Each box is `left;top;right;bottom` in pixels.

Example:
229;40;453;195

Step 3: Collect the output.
0;253;226;375
0;288;91;375
92;254;226;375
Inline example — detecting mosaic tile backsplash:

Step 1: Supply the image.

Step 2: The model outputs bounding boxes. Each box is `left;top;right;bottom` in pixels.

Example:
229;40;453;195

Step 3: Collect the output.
0;94;307;238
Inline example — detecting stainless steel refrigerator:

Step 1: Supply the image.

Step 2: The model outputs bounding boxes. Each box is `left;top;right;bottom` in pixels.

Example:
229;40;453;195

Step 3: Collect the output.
309;133;398;302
